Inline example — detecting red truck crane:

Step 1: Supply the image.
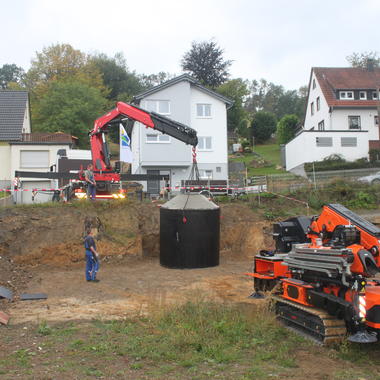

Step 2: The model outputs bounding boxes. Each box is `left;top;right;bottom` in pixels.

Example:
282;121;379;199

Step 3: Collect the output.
16;102;198;200
75;101;198;199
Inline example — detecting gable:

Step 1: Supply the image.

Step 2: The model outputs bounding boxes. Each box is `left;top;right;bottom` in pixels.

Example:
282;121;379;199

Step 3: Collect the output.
0;91;29;141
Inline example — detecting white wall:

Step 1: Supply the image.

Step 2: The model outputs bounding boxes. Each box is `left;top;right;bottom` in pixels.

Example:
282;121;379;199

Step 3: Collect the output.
190;87;228;167
331;109;379;139
0;143;11;183
286;131;369;170
304;71;331;130
10;144;71;182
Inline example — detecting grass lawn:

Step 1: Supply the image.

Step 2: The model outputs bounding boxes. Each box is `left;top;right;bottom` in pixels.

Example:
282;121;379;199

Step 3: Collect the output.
229;143;285;176
0;191;8;199
1;301;379;379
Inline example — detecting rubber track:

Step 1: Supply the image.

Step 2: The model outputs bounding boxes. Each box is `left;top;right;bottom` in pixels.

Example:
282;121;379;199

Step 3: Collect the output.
271;295;347;345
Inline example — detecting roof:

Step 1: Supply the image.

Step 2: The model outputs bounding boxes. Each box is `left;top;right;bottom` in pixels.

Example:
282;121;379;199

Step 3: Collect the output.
313;67;380;107
0;91;29;141
133;74;233;107
11;132;77;144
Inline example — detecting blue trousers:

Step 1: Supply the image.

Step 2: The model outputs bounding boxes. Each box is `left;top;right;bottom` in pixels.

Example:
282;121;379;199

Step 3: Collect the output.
85;251;98;280
87;184;96;200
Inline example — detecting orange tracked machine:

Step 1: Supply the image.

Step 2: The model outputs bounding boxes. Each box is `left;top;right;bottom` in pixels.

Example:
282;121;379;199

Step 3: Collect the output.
248;204;380;344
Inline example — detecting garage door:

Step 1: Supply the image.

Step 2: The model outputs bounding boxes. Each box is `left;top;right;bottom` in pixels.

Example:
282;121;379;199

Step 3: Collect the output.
20;181;53;204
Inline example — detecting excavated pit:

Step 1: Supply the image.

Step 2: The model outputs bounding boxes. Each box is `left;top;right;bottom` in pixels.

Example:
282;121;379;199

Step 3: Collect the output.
0;201;273;323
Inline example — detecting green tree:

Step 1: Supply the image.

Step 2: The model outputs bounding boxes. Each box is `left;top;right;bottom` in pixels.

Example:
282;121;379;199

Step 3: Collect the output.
139;72;175;90
216;78;250;132
251;111;277;144
25;43;107;97
90;52;143;101
0;64;25;89
276;114;299;144
346;51;379;69
181;40;232;88
245;79;307;120
33;80;108;147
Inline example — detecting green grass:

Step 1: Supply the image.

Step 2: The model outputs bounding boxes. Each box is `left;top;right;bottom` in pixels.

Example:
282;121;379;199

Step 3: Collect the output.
0;191;9;199
1;302;380;379
229;143;284;176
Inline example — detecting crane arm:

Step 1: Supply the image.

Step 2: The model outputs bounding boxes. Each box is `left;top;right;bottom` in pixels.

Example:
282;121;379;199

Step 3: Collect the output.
90;102;198;171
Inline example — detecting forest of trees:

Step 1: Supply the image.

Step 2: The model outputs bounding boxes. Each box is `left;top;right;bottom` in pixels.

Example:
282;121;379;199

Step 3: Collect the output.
1;41;372;147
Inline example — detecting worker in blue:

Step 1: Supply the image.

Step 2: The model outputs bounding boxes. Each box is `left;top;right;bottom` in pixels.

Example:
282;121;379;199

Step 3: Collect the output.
84;228;100;282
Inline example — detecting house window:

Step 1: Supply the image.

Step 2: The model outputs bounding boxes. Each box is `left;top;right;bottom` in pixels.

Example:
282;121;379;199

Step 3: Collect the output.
196;104;211;117
348;116;361;130
216;166;221;173
311;102;314;116
341;137;357;147
316;97;320;111
316;137;332;147
375;115;379;125
339;91;354;100
145;100;170;115
199;169;213;179
312;79;316;89
146;132;170;143
318;120;325;131
359;91;367;100
20;150;49;168
198;136;212;150
373;92;379;100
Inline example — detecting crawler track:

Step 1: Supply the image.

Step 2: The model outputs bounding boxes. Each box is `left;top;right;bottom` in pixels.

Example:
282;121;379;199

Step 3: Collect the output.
271;295;347;345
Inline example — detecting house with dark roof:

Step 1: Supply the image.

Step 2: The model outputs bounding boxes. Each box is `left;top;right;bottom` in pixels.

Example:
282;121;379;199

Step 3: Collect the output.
0;91;76;203
132;74;233;194
285;66;380;171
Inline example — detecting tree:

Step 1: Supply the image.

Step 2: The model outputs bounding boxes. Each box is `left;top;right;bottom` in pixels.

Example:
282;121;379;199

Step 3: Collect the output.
181;40;232;88
90;52;144;101
139;72;175;90
251;111;277;144
245;79;307;120
32;80;108;147
346;51;380;69
276;114;299;144
0;64;25;89
25;43;106;96
216;78;250;132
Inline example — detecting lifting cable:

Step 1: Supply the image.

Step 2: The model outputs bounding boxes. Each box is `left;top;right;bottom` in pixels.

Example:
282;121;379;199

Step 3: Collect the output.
182;146;200;222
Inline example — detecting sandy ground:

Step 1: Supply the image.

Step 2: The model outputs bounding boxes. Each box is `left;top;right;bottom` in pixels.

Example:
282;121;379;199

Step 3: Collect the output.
6;255;256;325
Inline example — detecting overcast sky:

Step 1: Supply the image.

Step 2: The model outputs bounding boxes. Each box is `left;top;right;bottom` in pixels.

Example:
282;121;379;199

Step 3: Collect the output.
1;0;379;90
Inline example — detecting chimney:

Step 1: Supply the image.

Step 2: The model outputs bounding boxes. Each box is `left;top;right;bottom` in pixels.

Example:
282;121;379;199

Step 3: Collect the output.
366;59;375;72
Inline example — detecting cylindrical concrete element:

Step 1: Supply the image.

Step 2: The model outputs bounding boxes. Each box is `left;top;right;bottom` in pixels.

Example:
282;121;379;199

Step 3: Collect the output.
160;194;220;269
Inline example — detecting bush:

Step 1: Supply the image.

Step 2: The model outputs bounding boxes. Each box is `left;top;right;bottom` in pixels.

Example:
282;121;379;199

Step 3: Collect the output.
276;114;299;144
369;148;380;163
251;111;277;144
304;155;373;172
290;179;380;210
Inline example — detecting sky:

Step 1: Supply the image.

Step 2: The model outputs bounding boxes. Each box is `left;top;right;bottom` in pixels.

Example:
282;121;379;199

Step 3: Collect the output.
1;0;379;90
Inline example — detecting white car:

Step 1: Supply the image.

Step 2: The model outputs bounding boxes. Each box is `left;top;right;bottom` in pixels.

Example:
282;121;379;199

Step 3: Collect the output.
358;171;380;185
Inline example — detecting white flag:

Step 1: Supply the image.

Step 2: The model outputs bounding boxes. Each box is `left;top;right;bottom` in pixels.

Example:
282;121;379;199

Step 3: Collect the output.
120;124;133;163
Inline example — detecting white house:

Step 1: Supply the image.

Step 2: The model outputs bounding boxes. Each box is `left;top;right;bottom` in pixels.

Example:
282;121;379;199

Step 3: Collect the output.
0;91;76;203
132;74;233;194
285;66;380;171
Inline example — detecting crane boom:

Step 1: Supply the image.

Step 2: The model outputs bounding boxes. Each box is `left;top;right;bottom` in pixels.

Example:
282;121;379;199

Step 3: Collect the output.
90;102;198;172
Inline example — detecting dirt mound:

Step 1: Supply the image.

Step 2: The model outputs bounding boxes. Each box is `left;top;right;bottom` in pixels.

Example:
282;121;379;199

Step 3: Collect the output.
0;201;272;269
